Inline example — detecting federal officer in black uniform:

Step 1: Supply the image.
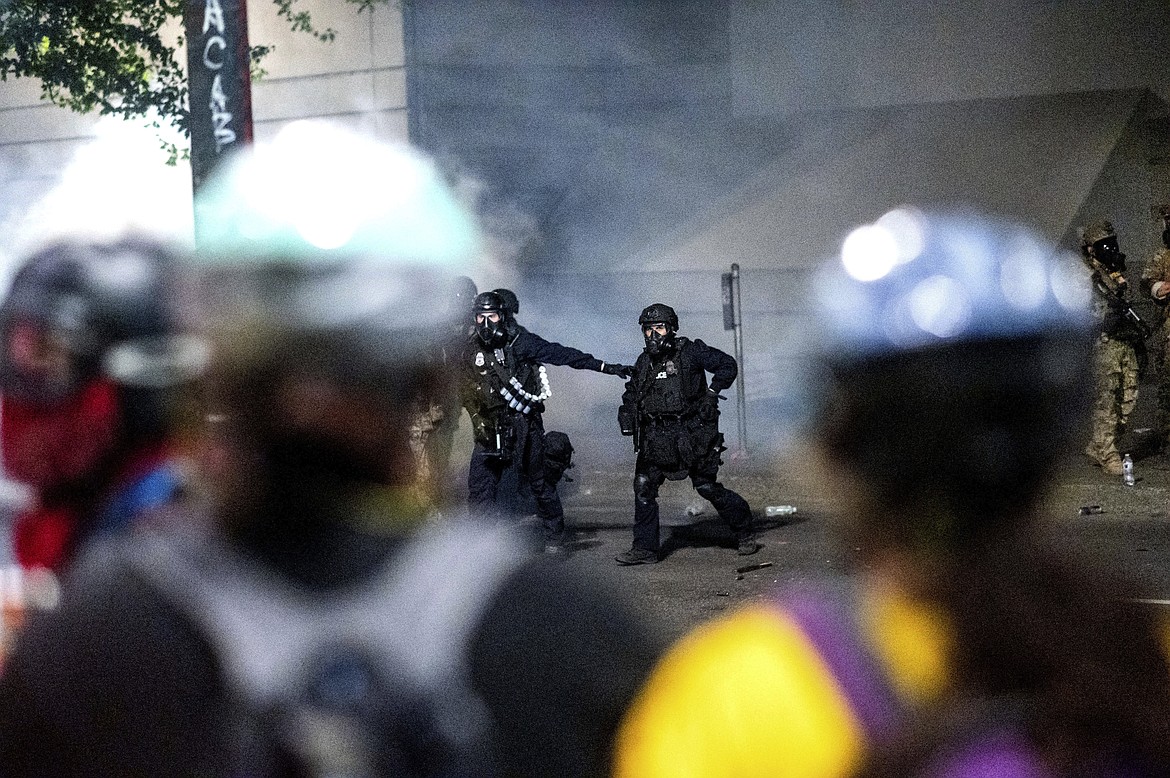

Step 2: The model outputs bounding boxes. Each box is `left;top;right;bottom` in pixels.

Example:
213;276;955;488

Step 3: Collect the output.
462;291;630;551
616;303;757;564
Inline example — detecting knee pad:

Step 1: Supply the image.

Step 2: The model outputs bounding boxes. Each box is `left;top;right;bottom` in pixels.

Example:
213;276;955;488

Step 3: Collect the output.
695;482;720;500
634;474;657;502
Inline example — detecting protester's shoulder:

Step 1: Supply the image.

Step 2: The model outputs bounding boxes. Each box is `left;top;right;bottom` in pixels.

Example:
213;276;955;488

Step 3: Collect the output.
41;531;212;641
614;600;867;778
470;555;668;777
4;538;216;705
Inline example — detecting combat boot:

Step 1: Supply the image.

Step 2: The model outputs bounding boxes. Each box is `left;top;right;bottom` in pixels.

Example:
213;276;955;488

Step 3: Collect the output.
1097;452;1124;476
615;548;658;565
737;538;762;556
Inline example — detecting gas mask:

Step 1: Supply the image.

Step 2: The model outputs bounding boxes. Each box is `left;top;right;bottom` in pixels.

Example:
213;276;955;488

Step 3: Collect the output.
476;314;507;347
643;326;675;357
1091;236;1126;272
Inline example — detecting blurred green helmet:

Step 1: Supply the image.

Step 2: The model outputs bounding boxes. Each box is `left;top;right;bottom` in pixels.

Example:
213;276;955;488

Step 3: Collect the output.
191;121;481;341
189;122;483;394
195;120;478;268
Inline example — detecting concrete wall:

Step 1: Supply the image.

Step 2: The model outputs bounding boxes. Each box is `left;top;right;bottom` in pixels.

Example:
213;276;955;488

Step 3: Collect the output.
0;1;407;271
731;0;1170;113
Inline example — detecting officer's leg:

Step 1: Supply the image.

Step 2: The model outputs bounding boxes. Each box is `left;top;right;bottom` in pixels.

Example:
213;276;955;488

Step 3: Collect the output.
521;415;565;539
467;442;505;518
691;463;753;541
632;460;665;553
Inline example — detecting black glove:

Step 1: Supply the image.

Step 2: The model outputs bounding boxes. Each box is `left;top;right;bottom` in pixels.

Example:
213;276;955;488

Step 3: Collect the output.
601;362;635;378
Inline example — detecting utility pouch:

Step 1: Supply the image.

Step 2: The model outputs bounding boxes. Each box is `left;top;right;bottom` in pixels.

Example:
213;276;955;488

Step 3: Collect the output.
482;418;516;462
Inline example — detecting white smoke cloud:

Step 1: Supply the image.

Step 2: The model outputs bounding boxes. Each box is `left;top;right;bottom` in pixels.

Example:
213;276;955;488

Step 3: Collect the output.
6;114;194;276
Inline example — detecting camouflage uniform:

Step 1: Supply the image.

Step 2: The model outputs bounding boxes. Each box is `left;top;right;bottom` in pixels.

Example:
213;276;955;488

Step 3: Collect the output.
1082;221;1141;475
1141;246;1170;440
408;400;446;509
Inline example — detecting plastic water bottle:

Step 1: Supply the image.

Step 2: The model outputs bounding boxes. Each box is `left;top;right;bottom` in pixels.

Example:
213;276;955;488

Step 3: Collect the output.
1122;454;1135;487
765;505;798;518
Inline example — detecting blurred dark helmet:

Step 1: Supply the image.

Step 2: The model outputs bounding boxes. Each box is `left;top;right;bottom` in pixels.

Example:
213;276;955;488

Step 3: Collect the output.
813;208;1092;549
492;288;520;316
0;238;202;488
639;303;678;357
451;275;478;307
472;291;509;347
1080;221;1126;272
0;238;197;404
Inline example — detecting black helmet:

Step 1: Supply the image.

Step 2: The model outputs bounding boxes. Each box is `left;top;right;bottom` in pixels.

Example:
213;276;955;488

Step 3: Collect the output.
473;291;507;315
0;238;202;405
492;288;520;316
638;303;678;331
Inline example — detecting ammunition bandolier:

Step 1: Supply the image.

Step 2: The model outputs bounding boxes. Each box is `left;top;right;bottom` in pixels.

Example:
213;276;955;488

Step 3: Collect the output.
461;326;608;542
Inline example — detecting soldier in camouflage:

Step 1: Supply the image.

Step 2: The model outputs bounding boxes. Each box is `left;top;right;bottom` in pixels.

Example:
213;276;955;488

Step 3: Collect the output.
1081;221;1141;475
1141;208;1170;447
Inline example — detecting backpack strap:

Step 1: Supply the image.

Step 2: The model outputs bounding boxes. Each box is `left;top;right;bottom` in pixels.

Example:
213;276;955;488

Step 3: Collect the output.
121;516;528;738
774;582;905;740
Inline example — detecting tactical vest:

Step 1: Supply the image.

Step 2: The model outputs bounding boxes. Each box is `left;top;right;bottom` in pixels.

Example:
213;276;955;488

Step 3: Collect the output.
636;338;696;417
468;342;547;418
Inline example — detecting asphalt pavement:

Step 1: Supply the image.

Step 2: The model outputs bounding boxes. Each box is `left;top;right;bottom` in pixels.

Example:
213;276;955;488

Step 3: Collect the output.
1;443;1166;647
545;447;1170;643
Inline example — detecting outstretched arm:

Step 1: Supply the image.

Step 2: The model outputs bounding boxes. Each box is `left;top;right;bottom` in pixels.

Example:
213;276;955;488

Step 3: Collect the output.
514;330;631;374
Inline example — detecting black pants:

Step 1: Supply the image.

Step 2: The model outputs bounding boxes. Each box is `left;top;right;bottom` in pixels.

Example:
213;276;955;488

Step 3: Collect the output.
468;412;564;538
631;453;752;554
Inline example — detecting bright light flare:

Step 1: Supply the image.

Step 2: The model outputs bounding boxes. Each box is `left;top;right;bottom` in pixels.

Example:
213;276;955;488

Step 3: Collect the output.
908;274;972;338
841;224;899;282
875;207;925;265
